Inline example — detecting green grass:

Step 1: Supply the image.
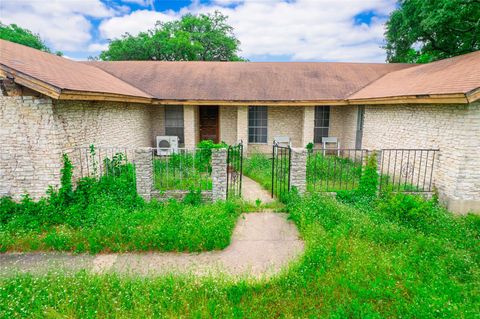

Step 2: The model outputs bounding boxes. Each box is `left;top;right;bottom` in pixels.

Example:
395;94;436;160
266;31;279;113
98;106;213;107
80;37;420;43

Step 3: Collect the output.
152;141;230;191
243;153;273;191
0;160;241;253
307;152;431;193
0;200;241;253
2;193;479;318
153;151;212;191
307;152;362;192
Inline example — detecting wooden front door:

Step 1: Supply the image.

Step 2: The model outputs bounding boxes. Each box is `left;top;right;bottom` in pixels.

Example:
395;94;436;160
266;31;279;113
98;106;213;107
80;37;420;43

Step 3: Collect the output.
199;106;219;143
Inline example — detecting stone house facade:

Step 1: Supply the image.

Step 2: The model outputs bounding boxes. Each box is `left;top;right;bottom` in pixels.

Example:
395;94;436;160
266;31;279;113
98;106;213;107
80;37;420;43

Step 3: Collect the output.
0;40;479;213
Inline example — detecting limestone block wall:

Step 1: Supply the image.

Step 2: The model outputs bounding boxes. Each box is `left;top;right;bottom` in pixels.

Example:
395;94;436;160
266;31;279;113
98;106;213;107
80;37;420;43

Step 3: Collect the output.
290;148;307;194
0;92;62;199
134;148;154;201
219;106;238;145
1;81;155;199
211;148;228;201
53;100;152;149
361;102;480;213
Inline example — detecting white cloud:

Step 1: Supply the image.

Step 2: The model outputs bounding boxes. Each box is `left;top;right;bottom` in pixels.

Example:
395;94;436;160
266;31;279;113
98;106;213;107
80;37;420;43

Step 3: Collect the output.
98;0;395;62
0;0;396;61
99;9;179;39
196;0;396;62
0;0;118;51
87;43;110;52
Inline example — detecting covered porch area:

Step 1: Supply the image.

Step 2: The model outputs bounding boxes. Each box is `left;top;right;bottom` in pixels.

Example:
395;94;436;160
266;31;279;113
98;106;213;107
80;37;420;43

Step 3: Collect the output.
150;104;364;153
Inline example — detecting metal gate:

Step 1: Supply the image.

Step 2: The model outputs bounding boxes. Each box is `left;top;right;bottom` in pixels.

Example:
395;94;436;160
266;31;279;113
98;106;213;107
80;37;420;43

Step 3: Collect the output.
271;142;291;200
226;141;243;199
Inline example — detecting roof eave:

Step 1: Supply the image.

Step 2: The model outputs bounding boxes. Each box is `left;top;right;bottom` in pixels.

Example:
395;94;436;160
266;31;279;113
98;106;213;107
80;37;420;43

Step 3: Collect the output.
151;99;349;106
466;87;480;103
59;90;153;104
0;64;152;104
0;64;61;98
348;93;469;105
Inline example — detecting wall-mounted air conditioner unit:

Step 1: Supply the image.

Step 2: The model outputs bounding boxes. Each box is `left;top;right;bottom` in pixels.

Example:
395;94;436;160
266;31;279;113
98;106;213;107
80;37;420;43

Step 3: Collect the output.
156;136;179;156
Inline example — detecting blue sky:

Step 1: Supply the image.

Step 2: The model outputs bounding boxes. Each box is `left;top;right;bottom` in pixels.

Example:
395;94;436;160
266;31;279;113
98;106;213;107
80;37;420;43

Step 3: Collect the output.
0;0;397;62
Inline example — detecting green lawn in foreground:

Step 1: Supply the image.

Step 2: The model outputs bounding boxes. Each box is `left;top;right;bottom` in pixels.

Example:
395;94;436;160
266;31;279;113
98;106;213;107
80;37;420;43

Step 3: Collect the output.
0;200;241;253
1;193;479;318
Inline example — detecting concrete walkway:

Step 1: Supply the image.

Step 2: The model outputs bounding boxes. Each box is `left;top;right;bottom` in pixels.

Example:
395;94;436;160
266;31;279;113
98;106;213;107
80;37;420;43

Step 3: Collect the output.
0;213;304;278
242;175;274;204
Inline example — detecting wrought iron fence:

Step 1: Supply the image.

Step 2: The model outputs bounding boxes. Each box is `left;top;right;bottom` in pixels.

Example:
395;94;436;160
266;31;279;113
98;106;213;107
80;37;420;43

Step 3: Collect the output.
379;149;439;193
153;148;212;191
307;148;370;192
271;142;291;201
227;142;243;199
306;148;439;194
69;146;137;182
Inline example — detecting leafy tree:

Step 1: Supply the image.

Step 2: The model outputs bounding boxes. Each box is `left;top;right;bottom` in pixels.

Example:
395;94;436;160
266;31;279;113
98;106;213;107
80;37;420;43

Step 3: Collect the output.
384;0;480;63
100;11;245;61
0;22;63;56
1;22;48;51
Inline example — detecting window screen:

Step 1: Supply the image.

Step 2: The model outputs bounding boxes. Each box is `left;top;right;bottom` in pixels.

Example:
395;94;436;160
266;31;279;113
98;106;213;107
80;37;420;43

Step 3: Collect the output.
165;105;184;144
314;106;330;144
248;106;268;143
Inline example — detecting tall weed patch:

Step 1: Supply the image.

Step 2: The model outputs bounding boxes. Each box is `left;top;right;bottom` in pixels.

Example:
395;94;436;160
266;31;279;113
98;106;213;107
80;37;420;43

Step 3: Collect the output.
0;152;241;253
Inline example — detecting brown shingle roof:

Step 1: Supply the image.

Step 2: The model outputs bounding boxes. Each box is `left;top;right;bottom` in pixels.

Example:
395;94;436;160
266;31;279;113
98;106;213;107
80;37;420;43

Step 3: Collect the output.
1;39;479;104
349;50;480;100
0;40;151;98
86;61;411;101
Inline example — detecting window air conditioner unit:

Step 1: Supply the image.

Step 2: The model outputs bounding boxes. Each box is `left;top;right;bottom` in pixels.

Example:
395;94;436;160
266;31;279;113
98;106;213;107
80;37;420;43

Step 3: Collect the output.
156;136;179;156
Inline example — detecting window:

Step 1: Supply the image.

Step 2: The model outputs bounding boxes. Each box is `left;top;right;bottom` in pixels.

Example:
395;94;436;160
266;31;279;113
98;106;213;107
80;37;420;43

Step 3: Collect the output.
165;105;184;144
248;106;268;143
314;106;330;143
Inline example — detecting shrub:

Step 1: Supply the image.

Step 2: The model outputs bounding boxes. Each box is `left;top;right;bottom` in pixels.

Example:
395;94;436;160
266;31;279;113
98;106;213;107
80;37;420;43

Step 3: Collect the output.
0;152;141;231
196;140;227;172
306;142;314;153
183;188;203;206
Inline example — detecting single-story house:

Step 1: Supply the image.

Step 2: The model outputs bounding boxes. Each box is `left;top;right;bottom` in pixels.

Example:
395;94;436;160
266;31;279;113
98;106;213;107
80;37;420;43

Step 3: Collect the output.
1;40;479;213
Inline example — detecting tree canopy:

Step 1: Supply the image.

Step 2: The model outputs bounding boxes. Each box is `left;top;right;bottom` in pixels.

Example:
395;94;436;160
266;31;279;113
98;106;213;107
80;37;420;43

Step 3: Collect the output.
384;0;480;63
100;11;245;61
0;22;49;52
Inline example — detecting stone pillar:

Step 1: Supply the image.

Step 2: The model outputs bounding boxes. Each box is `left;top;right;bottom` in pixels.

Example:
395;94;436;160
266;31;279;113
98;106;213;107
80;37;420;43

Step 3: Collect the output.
212;148;228;201
302;106;315;147
184;105;198;149
237;106;248;153
290;148;307;194
135;148;153;201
